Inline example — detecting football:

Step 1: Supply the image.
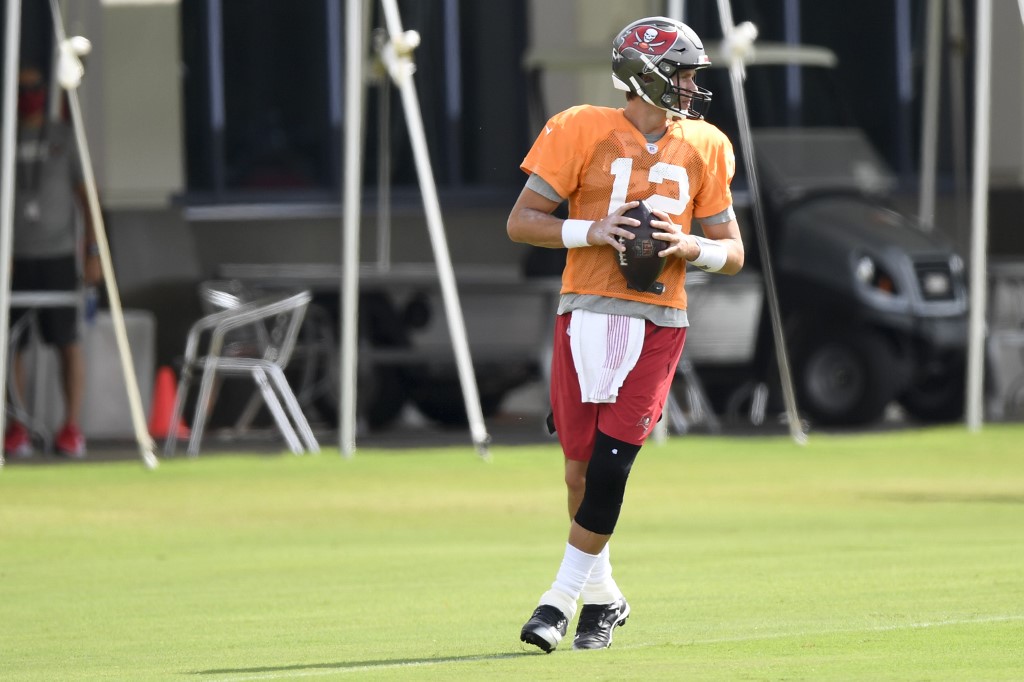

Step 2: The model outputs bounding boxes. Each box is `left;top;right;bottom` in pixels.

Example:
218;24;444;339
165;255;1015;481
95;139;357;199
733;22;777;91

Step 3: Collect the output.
616;200;666;294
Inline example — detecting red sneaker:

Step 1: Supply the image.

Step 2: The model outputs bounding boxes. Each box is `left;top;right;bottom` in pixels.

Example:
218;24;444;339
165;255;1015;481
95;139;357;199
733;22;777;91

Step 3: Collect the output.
54;423;86;458
3;422;33;458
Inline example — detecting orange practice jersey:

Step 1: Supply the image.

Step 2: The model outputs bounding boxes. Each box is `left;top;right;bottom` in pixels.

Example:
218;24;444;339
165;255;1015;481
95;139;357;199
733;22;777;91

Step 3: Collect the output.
521;105;735;310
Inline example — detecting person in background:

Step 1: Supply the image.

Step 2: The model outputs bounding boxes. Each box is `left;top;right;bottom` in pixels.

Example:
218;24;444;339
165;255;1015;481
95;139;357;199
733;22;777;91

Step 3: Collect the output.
4;64;102;459
507;17;745;652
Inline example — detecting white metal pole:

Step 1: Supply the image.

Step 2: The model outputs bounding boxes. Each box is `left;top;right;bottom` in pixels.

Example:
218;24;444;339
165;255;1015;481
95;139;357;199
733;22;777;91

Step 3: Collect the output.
917;0;943;232
49;0;158;468
0;0;25;469
379;0;490;457
716;0;807;445
339;0;366;457
965;0;992;431
65;94;157;469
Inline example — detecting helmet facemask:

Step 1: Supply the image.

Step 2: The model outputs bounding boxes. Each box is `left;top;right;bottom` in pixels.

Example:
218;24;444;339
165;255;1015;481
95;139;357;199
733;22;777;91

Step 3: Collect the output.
651;59;713;120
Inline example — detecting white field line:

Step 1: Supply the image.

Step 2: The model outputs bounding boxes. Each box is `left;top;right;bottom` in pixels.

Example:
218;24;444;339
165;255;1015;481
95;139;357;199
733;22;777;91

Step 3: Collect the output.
201;614;1024;682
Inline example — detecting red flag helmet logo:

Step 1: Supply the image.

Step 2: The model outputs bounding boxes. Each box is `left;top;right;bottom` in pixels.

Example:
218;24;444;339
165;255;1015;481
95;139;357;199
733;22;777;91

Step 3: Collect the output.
620;25;677;59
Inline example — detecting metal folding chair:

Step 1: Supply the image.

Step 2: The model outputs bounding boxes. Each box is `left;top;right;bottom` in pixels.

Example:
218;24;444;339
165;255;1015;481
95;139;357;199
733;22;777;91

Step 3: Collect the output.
197;280;337;434
163;289;320;456
194;279;268;436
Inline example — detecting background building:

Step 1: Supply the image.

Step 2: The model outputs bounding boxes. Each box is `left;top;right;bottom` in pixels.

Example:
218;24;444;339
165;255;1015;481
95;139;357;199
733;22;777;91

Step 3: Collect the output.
4;0;1023;430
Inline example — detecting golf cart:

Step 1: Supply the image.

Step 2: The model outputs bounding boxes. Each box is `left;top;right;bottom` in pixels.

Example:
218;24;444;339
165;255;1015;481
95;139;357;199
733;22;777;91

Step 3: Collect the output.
686;44;968;426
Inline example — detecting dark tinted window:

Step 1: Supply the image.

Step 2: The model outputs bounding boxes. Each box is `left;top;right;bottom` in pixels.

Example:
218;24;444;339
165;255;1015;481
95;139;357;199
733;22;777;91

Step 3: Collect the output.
182;0;333;198
180;0;529;203
220;2;332;191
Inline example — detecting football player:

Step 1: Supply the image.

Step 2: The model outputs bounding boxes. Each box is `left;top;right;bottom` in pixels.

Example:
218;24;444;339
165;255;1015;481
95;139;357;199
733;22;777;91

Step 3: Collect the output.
508;16;745;652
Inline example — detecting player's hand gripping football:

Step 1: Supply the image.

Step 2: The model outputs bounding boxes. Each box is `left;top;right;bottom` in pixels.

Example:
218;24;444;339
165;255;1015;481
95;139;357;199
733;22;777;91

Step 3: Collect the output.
650;208;701;261
593;201;642;252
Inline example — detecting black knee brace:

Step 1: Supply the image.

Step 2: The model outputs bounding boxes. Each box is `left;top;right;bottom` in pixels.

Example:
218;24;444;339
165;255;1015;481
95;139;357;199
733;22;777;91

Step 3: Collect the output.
574;431;641;535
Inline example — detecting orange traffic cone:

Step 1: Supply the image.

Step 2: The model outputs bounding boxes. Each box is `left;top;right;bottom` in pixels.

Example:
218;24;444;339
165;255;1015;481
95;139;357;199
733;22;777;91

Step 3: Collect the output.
149;366;190;439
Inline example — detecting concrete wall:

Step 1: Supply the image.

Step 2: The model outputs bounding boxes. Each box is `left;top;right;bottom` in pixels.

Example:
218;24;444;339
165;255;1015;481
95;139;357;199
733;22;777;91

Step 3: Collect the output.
65;0;183;209
527;0;663;114
990;0;1024;188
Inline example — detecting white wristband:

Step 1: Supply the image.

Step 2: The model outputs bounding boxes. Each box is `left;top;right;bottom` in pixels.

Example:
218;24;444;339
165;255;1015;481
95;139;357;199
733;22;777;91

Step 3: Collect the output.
561;219;593;249
691;236;728;272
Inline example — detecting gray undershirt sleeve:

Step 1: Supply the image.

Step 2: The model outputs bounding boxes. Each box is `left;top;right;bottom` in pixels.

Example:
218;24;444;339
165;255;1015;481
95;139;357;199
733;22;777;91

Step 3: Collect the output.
696;205;736;225
525;173;564;203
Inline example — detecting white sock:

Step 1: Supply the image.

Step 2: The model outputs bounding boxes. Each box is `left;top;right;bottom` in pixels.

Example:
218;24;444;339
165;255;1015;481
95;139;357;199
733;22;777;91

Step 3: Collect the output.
581;544;624;605
538;542;600;619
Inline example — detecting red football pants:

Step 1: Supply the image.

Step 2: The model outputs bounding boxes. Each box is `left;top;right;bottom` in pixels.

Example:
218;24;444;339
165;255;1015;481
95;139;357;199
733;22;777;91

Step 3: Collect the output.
549;313;686;461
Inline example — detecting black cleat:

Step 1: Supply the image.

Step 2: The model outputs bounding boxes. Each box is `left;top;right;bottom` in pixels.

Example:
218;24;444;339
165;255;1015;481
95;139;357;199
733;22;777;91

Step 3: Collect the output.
520;604;569;653
572;598;630;650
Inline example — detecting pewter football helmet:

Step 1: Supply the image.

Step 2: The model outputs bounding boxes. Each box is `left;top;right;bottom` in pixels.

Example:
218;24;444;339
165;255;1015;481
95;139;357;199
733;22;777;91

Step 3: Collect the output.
612;17;712;119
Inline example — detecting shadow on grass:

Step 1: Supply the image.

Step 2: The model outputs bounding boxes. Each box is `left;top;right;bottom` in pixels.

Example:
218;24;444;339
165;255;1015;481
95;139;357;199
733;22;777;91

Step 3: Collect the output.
194;651;534;676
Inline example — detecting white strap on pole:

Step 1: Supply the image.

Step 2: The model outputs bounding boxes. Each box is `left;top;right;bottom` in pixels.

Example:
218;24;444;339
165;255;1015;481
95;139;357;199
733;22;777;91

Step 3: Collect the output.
0;0;25;469
378;0;490;457
339;0;366;457
965;0;992;431
49;0;157;468
716;0;807;445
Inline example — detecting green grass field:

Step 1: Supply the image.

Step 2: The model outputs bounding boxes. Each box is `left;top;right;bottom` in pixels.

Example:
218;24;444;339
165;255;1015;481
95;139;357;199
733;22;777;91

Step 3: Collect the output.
1;425;1022;681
